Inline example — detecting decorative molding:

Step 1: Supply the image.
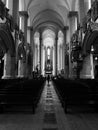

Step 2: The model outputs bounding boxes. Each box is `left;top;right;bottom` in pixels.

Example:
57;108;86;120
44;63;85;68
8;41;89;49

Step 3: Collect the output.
27;26;33;31
63;26;69;30
0;0;5;20
68;11;78;18
19;11;28;18
91;0;98;21
89;21;98;31
19;30;24;41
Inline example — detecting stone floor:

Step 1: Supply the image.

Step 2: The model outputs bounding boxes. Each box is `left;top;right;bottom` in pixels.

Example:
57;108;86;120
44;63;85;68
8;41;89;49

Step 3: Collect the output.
0;81;98;130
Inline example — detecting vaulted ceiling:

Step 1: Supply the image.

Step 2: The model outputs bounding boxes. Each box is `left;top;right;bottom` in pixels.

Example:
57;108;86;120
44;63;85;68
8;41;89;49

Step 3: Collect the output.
22;0;78;28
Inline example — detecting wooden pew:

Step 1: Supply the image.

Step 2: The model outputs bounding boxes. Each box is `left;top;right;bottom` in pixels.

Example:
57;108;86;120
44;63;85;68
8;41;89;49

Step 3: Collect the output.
53;78;96;113
0;78;45;113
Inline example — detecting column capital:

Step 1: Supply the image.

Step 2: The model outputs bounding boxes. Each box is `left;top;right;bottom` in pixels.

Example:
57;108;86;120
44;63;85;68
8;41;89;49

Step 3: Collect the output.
39;30;42;36
68;11;78;18
19;11;29;18
27;26;33;31
63;26;69;31
55;35;58;41
39;32;42;41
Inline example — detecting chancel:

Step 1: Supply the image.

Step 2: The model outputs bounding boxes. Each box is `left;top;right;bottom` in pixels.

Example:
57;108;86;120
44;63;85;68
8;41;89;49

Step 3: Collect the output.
0;0;98;130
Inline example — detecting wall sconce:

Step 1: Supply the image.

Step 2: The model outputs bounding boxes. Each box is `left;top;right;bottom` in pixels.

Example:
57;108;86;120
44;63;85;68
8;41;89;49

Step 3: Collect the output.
95;57;98;60
21;54;23;58
91;45;94;52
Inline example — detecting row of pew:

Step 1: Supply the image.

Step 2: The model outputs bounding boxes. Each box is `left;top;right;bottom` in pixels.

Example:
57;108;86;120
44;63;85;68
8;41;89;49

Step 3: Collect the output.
0;78;45;113
53;78;98;113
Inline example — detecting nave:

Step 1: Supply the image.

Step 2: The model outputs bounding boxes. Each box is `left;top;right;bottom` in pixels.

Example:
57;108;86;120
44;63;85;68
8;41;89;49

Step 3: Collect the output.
0;80;98;130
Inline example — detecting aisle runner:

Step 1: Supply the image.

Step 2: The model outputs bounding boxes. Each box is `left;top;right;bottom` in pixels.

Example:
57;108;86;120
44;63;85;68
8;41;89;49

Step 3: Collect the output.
42;82;58;130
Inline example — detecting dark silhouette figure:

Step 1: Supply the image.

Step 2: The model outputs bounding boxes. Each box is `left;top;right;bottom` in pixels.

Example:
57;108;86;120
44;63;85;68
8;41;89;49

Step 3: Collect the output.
47;75;50;85
95;65;98;79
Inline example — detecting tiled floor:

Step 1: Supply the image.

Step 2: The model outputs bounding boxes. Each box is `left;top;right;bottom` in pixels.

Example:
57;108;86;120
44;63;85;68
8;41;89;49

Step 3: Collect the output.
0;81;98;130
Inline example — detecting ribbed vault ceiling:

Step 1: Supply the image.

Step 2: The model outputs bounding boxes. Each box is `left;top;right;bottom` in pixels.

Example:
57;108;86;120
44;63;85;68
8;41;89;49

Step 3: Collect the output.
23;0;78;28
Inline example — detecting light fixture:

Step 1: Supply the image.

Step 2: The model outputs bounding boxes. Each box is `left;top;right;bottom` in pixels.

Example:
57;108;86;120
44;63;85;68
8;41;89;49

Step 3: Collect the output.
21;54;23;58
91;45;94;52
95;57;98;60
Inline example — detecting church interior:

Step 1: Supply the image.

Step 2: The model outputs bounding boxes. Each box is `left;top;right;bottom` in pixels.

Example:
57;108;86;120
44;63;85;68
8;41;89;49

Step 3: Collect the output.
1;0;98;129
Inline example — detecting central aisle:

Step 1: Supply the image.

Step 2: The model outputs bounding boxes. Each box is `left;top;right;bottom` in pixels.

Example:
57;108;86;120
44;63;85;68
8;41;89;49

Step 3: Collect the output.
39;81;70;130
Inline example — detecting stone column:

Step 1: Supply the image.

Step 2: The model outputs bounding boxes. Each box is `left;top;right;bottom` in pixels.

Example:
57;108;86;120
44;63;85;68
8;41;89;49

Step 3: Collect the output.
55;36;58;76
68;12;78;78
51;47;53;75
42;45;45;76
62;44;65;71
35;45;37;68
18;51;26;78
2;0;16;79
90;53;94;79
79;0;86;24
39;33;42;75
63;26;69;78
45;46;47;76
2;51;16;79
18;11;28;77
26;26;32;78
60;45;62;71
58;45;60;73
53;46;55;76
18;58;25;78
6;0;13;15
84;0;91;14
61;45;63;71
32;34;35;72
29;27;33;77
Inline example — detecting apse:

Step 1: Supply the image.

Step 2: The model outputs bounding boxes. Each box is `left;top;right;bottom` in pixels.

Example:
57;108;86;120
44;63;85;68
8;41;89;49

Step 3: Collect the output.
42;29;55;47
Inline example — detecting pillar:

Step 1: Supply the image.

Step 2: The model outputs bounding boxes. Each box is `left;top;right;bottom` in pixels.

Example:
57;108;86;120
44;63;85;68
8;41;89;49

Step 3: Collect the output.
58;45;60;73
53;46;55;76
45;46;47;76
60;45;63;70
2;51;16;79
51;47;53;75
62;44;65;71
29;27;33;77
42;45;45;76
63;26;69;78
32;34;35;72
68;12;78;78
39;33;42;75
18;58;25;78
90;53;94;79
35;45;37;68
55;36;58;76
6;0;13;15
26;26;32;78
2;0;16;79
12;0;19;23
18;11;28;77
79;0;85;24
84;0;91;14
